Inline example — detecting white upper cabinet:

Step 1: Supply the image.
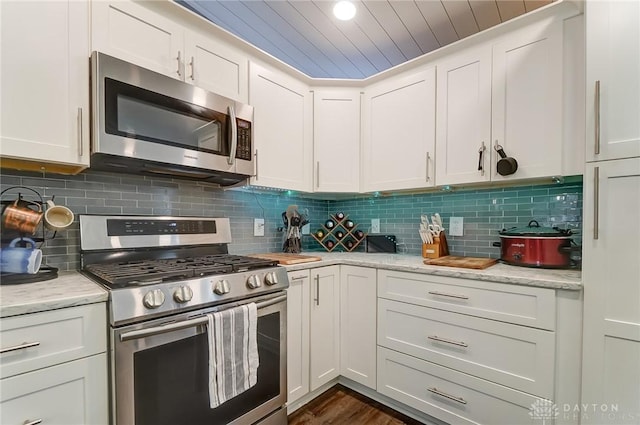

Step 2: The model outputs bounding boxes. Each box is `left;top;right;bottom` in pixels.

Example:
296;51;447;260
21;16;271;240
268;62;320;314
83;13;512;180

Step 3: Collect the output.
249;62;312;192
362;67;436;192
491;20;563;181
313;89;361;193
436;18;564;186
91;1;184;79
436;48;492;185
0;0;90;169
91;1;248;102
585;0;640;162
183;32;248;102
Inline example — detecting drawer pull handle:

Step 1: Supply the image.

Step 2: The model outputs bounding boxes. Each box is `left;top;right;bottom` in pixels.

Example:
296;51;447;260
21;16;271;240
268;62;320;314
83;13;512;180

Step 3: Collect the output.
428;335;468;348
428;387;467;404
428;291;469;300
0;341;40;354
290;276;306;281
23;420;43;425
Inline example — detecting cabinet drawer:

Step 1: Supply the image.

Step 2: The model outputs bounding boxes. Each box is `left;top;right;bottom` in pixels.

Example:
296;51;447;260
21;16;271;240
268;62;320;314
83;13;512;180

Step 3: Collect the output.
378;299;555;398
0;303;106;378
377;347;543;425
1;353;108;425
378;270;556;330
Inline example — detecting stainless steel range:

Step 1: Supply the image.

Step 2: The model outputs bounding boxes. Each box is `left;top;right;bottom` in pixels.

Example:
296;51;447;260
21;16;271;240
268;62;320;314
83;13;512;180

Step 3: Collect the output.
79;215;288;425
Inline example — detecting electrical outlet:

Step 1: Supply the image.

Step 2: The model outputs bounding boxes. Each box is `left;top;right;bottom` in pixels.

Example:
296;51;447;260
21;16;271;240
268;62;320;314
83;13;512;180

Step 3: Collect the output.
449;217;464;236
371;218;380;233
253;218;265;237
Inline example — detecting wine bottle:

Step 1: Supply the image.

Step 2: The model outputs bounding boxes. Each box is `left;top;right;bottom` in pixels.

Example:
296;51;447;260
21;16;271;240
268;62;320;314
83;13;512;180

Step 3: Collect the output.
325;240;335;249
335;230;344;240
325;219;335;229
316;229;324;238
345;239;354;250
345;220;354;229
335;212;345;221
354;230;364;239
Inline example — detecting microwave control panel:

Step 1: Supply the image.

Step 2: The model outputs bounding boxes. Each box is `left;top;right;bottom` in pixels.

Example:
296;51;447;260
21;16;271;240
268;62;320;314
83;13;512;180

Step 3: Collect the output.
236;119;252;160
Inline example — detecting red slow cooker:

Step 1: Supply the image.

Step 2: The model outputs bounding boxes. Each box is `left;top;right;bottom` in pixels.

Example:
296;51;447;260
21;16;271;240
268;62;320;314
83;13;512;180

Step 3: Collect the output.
493;220;580;268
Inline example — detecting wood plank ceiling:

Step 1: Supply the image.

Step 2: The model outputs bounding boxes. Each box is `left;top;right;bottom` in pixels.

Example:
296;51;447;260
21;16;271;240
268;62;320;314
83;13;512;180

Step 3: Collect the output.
176;0;553;79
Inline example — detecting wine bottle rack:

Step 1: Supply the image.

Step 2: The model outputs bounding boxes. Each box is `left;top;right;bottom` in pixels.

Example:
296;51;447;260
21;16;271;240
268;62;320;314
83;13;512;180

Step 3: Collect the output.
311;213;366;252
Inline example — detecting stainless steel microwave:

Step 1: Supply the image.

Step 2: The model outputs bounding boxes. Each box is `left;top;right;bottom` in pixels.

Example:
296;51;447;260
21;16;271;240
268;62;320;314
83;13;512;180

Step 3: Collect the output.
90;51;254;186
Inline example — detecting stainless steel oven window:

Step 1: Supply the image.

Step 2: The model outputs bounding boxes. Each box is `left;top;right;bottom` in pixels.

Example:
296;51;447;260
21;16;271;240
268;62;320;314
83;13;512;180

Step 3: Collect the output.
111;293;287;425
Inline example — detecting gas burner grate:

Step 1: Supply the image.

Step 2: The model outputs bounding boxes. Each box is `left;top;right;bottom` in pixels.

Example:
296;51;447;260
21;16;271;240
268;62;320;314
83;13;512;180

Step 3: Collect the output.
84;255;278;287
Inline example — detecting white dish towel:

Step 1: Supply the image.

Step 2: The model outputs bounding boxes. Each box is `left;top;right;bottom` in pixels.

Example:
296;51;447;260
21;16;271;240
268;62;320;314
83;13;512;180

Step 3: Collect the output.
206;303;259;408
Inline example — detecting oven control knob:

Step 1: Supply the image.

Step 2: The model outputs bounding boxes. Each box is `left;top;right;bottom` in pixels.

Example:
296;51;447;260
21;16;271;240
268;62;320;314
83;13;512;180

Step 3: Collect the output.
213;280;230;295
246;275;262;289
264;272;279;286
143;289;165;309
173;286;193;303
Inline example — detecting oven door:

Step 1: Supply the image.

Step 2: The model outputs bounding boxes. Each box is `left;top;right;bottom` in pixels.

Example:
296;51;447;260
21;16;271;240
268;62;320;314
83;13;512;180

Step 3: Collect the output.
112;292;287;425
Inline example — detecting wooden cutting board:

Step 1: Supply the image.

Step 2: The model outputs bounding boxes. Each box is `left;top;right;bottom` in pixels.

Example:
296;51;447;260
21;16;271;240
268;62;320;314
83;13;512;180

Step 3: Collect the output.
248;253;322;265
423;256;498;270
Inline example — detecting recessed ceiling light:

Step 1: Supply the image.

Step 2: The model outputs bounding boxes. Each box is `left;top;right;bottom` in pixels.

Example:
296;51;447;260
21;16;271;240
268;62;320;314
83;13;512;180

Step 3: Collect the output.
333;1;356;21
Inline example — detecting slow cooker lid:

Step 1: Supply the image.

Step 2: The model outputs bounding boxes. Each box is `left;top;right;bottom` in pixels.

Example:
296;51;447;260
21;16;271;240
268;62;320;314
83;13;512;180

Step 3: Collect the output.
500;220;573;237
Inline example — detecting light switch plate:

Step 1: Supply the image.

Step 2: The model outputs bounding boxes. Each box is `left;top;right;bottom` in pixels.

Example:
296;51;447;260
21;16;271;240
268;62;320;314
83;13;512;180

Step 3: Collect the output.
254;218;265;237
449;217;464;236
371;218;380;233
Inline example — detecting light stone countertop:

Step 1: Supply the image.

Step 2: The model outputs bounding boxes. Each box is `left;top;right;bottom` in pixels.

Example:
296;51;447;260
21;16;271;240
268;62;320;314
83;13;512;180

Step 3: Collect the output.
282;252;582;291
0;271;108;318
0;253;581;318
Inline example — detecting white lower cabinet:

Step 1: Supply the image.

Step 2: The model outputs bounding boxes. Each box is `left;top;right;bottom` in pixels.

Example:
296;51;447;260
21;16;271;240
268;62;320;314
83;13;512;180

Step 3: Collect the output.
286;270;310;405
1;353;108;425
286;265;340;409
340;266;376;389
378;298;555;398
376;270;574;425
309;265;341;391
377;347;540;425
581;158;640;423
0;303;108;425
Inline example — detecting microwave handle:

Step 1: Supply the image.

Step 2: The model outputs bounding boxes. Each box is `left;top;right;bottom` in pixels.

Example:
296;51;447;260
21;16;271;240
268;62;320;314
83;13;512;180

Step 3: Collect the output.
228;105;237;166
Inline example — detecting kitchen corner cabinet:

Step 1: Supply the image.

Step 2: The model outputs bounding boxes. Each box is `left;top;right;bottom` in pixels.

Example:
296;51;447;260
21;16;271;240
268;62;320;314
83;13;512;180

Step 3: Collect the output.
362;67;436;192
313;89;361;193
436;18;563;185
339;266;376;389
585;1;640;162
309;265;341;391
91;0;248;102
581;158;640;423
0;0;90;169
286;270;310;406
249;62;313;192
0;303;108;425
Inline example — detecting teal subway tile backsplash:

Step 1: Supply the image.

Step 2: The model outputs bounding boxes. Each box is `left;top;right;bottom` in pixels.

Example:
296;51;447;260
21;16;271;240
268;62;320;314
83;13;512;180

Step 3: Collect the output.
1;167;582;269
1;169;328;271
326;182;582;257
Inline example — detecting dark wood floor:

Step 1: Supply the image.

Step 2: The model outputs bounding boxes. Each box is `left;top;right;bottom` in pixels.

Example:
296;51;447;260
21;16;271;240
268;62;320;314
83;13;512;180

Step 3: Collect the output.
288;385;425;425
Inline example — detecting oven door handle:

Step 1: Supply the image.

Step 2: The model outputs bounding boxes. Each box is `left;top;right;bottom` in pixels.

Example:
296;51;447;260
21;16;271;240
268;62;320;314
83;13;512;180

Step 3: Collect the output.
119;294;287;342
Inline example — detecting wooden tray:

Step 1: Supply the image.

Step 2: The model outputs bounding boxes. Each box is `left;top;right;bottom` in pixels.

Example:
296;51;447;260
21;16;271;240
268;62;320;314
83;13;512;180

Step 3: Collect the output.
248;253;322;265
423;256;498;270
